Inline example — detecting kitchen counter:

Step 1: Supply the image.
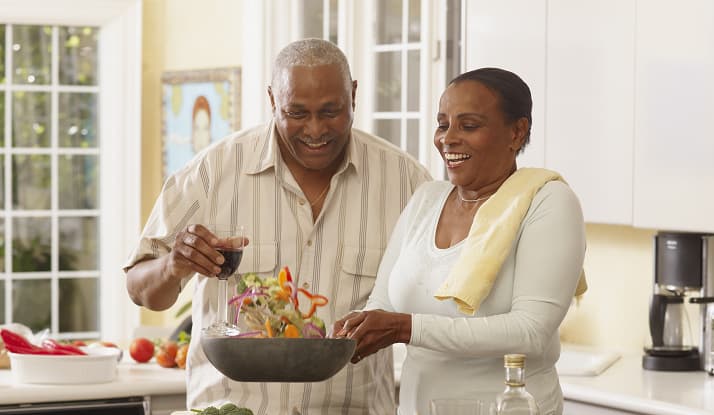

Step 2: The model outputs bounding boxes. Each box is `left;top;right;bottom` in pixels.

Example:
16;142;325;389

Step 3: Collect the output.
560;354;714;415
0;360;186;406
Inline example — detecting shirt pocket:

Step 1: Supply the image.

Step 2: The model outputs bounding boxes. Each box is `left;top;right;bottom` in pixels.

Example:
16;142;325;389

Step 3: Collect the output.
340;246;383;309
238;242;278;276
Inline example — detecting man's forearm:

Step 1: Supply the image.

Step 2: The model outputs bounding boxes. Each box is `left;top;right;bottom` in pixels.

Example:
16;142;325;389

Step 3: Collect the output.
126;256;183;311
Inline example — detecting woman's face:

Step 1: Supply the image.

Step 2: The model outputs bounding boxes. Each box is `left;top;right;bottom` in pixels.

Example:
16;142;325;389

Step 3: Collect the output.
434;80;526;189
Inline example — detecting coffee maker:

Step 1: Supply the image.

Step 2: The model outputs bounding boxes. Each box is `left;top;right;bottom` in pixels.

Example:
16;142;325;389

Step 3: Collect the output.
643;231;714;372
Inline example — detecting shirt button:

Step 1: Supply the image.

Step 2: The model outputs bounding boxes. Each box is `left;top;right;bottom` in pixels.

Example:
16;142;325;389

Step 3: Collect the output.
307;240;313;247
299;199;306;206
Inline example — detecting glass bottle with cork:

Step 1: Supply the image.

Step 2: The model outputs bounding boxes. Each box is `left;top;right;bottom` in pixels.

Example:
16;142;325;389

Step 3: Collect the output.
495;353;540;415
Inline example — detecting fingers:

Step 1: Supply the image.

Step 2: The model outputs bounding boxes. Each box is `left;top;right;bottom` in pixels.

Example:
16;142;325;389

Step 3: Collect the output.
334;311;366;338
170;224;225;277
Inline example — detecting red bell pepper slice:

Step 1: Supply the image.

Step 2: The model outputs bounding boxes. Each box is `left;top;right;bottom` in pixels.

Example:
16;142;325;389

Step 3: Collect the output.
42;339;86;355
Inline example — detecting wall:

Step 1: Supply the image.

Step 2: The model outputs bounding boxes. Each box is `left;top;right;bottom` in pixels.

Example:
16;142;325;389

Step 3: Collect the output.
139;0;244;328
561;224;656;354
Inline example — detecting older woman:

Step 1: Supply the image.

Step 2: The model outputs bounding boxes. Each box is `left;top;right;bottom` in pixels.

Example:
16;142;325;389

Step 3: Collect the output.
334;68;586;415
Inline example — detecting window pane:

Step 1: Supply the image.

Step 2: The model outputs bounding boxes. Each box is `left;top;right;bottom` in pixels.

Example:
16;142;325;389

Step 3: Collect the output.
12;91;51;147
12;154;51;210
59;93;98;148
59;277;98;332
329;0;338;43
407;50;420;111
376;0;402;44
374;119;401;148
0;280;4;323
0;25;5;83
0;218;4;272
408;0;421;42
302;0;324;39
0;91;4;146
375;51;401;112
59;26;98;86
0;155;3;208
59;155;98;210
59;217;98;271
407;119;420;159
13;279;51;332
12;25;52;85
12;217;51;272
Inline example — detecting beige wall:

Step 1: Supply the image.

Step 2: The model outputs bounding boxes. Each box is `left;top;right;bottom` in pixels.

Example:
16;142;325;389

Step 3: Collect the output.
138;3;670;356
139;0;244;327
561;224;656;354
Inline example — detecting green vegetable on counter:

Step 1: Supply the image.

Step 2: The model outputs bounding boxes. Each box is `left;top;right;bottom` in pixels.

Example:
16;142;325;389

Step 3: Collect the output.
191;403;254;415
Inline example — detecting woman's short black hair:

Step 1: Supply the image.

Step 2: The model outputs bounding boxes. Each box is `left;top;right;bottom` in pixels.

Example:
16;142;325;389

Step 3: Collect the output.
449;67;532;153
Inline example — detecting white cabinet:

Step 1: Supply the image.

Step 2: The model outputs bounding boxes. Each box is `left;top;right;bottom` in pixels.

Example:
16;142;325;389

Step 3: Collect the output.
545;0;635;225
464;0;714;232
463;0;546;169
633;0;714;232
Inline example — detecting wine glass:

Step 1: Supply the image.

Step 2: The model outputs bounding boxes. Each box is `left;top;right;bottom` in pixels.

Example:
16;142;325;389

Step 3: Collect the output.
203;224;246;337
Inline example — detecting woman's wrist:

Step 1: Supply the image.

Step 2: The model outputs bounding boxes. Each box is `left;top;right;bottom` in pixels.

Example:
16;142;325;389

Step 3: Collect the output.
397;312;412;344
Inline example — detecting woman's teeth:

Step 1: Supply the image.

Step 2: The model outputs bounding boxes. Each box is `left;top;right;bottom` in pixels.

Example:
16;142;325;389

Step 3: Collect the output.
444;152;470;166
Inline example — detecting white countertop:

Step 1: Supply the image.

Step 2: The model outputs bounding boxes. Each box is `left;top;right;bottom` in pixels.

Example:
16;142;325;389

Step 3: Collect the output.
4;350;712;414
560;354;714;415
0;360;185;405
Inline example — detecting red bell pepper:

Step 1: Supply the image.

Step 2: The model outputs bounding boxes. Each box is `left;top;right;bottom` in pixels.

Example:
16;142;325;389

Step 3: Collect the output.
297;288;328;319
1;328;87;356
42;339;86;355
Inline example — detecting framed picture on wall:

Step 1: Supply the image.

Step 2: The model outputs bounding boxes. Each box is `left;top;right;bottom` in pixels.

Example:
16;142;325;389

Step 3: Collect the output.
161;67;241;180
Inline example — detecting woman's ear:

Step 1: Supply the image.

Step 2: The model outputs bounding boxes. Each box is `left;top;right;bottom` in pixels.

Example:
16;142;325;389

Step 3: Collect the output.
510;117;529;152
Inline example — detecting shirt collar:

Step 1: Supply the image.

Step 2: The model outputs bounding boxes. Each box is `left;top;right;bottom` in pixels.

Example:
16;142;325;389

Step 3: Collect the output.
244;121;362;176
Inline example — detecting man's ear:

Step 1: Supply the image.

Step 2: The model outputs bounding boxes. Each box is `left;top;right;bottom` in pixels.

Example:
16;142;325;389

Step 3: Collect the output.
351;80;358;111
510;117;529;152
267;85;276;113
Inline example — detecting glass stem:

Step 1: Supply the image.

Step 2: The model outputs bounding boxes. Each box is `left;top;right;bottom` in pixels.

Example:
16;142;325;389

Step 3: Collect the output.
217;278;228;325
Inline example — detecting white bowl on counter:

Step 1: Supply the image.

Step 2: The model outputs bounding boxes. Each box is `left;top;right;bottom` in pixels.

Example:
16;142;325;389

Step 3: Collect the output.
8;346;121;384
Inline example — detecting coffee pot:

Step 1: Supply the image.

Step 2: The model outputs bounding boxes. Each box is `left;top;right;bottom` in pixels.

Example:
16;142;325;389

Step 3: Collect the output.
643;232;713;371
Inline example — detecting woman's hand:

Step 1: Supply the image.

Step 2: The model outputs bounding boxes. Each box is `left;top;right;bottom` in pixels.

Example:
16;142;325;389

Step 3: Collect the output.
332;309;411;364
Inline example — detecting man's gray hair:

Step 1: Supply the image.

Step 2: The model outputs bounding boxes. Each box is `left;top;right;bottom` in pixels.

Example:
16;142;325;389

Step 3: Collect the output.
271;38;353;95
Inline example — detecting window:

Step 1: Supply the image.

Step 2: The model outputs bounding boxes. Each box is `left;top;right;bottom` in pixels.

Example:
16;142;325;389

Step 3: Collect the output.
1;0;142;342
0;23;100;339
243;1;460;178
299;0;339;43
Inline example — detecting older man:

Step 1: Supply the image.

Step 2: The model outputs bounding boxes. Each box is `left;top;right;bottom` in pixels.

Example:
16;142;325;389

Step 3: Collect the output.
124;39;431;414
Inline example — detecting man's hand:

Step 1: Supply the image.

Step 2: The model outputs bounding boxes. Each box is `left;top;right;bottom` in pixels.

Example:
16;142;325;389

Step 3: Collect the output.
332;309;411;364
165;224;226;281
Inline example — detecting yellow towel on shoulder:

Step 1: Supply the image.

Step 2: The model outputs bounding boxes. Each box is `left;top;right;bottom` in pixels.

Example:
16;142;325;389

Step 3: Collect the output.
433;167;587;315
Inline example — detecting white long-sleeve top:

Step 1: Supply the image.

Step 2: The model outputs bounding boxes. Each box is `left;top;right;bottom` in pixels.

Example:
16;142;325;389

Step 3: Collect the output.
365;180;586;415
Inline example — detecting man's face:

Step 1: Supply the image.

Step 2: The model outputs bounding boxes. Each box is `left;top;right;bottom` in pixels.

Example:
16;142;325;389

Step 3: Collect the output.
269;64;356;173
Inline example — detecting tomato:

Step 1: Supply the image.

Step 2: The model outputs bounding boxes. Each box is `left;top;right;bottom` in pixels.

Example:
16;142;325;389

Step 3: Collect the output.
155;341;178;368
71;340;87;347
175;344;189;369
129;337;155;363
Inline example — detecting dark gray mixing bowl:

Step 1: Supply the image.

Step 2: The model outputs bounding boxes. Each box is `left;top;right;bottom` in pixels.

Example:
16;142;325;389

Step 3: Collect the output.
201;336;356;382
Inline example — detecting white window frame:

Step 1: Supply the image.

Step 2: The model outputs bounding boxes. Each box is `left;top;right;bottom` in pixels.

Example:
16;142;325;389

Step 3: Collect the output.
1;0;142;342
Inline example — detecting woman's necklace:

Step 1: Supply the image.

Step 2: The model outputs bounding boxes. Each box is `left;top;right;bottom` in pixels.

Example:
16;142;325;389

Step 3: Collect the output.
458;192;492;203
309;182;331;207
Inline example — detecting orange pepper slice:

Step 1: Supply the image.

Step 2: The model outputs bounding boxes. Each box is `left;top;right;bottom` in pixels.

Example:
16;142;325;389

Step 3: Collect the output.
284;324;300;338
264;319;274;338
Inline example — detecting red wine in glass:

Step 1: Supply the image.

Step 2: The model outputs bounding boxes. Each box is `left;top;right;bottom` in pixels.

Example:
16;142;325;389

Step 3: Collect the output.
216;248;243;280
204;225;245;337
